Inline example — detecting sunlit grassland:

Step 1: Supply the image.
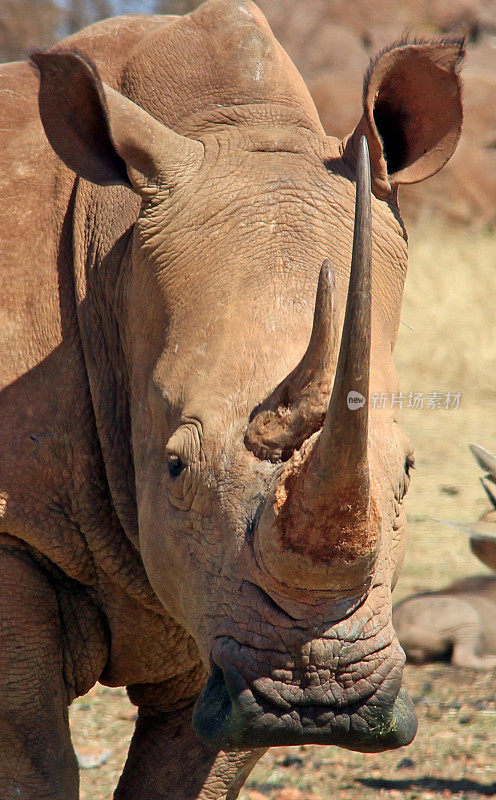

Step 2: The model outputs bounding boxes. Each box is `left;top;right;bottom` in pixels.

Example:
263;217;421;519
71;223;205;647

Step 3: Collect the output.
395;224;496;599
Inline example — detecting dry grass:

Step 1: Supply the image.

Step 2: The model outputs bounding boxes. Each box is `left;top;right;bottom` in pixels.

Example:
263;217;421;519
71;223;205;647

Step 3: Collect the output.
72;225;496;799
396;223;496;403
394;224;496;599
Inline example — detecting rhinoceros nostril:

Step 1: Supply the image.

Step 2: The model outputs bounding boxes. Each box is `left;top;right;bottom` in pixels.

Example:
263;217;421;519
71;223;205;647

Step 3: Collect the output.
192;648;418;752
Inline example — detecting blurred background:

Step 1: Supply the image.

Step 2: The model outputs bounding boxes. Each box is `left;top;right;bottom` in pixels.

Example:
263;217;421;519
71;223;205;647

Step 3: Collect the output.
2;0;496;227
1;2;496;798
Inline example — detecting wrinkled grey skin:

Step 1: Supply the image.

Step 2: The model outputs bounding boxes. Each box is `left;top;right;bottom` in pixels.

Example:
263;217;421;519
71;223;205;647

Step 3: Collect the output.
0;0;464;797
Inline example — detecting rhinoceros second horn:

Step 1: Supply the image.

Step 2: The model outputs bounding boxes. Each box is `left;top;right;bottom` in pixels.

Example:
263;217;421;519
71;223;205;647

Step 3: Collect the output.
254;137;375;594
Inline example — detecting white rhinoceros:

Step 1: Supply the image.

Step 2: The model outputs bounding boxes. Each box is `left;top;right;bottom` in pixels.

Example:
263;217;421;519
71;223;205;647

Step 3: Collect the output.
0;1;464;797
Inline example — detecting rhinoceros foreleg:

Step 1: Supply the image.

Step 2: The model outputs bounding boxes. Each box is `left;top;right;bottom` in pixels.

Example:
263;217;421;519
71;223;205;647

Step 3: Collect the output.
0;535;78;800
114;698;264;800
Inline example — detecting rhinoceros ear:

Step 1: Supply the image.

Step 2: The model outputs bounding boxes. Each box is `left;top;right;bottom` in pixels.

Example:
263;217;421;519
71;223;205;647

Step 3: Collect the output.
341;38;464;196
31;51;202;193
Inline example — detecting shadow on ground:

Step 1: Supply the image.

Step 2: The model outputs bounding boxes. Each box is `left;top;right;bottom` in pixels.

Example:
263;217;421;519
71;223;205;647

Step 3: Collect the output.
359;777;496;796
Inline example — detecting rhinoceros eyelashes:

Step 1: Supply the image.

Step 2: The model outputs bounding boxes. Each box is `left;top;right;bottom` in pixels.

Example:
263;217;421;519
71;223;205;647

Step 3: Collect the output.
167;454;185;479
401;454;414;499
165;423;202;510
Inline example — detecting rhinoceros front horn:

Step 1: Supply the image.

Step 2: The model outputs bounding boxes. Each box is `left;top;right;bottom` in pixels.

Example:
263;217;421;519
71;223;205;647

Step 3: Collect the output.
254;136;376;595
308;134;371;507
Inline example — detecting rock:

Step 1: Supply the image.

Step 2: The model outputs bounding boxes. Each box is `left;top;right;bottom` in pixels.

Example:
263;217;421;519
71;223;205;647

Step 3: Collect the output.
75;745;112;769
118;710;138;721
273;790;321;800
278;754;304;767
458;703;475;723
396;757;416;769
426;705;443;721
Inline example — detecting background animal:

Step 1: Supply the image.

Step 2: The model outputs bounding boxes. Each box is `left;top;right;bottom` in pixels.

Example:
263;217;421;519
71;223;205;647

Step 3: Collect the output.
0;0;465;798
393;577;496;670
393;444;496;671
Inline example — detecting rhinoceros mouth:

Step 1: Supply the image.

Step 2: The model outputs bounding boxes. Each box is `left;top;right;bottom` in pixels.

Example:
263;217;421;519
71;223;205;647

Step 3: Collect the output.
192;639;417;752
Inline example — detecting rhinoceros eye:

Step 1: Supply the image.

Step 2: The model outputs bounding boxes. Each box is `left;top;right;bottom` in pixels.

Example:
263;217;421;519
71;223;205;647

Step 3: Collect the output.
165;424;200;508
167;454;185;479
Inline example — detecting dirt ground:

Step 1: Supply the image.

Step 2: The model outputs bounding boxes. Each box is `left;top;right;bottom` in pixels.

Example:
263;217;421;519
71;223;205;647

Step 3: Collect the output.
72;657;496;800
71;225;496;799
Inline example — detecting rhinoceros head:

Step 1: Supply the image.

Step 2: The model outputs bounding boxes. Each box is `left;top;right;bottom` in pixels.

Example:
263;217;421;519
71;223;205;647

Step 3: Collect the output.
32;0;463;752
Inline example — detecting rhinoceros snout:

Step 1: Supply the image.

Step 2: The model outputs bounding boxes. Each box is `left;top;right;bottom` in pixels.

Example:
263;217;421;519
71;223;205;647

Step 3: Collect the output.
192;645;417;752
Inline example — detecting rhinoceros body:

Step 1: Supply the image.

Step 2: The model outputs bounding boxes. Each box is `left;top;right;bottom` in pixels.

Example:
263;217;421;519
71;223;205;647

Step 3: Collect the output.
393;577;496;670
394;444;496;671
0;1;464;797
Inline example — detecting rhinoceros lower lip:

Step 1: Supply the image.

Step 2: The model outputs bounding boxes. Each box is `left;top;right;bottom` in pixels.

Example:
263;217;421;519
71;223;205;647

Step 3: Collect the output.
192;661;417;752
